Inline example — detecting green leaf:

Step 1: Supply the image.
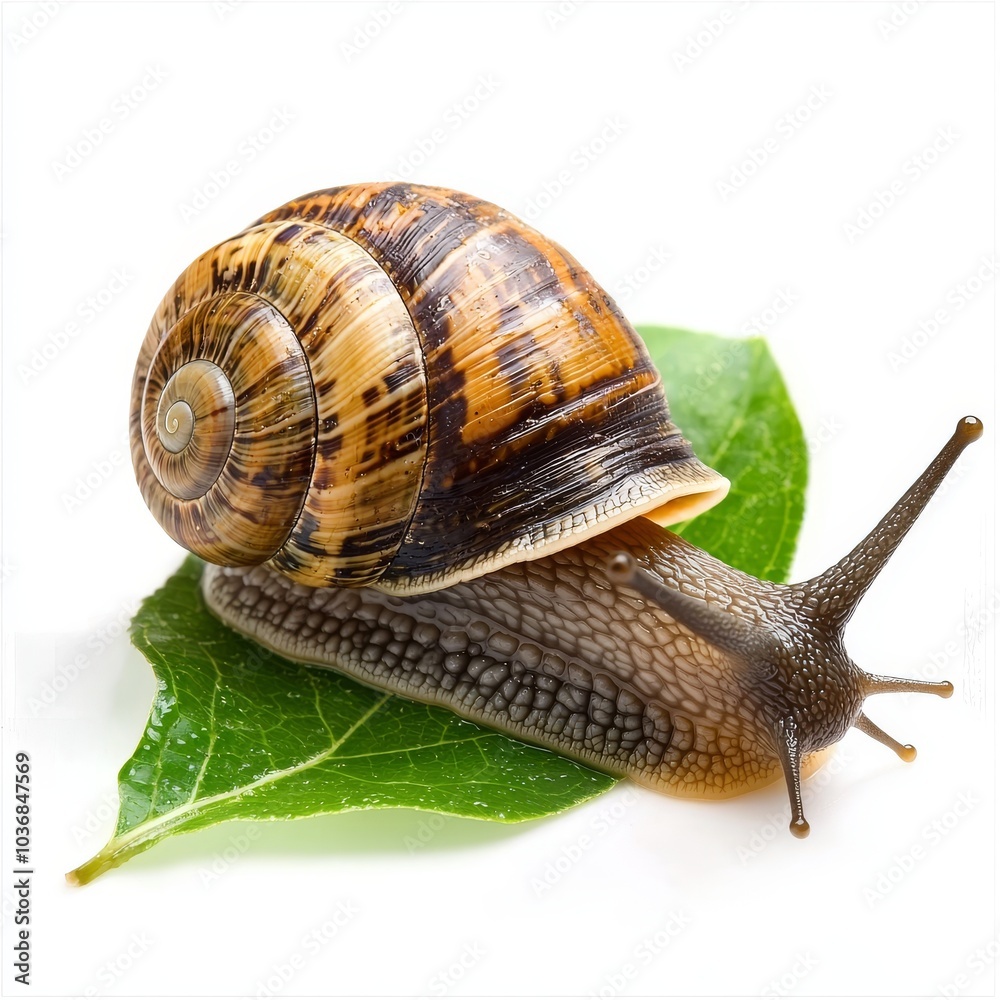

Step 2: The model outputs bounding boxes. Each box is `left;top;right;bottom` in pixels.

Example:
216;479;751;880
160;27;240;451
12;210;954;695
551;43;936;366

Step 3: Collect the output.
67;557;617;884
638;326;807;582
68;328;807;883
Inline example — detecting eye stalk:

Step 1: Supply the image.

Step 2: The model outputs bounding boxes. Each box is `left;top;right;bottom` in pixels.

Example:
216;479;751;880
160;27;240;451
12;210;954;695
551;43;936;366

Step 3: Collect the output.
607;416;983;837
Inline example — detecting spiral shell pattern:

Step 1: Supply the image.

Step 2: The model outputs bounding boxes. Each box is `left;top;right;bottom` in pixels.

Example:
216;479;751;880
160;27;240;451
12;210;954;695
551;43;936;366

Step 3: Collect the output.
131;183;728;592
138;292;316;563
131;221;427;585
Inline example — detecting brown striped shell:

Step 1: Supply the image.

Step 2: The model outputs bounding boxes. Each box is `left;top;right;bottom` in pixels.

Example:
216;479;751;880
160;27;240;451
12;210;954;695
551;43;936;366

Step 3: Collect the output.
130;183;729;594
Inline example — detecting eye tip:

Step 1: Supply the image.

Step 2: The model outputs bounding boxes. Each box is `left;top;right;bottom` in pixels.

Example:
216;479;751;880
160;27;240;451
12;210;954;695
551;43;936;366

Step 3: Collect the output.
900;744;918;763
939;681;955;699
789;817;811;839
957;415;984;443
606;552;635;583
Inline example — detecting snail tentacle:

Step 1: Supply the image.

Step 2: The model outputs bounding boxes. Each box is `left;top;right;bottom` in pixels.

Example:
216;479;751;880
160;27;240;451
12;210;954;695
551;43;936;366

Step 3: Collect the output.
773;716;810;838
853;713;917;763
605;551;782;663
802;416;983;627
860;674;954;698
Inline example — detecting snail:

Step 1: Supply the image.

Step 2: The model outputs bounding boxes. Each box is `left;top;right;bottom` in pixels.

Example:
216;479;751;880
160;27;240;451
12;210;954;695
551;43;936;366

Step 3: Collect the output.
129;182;981;837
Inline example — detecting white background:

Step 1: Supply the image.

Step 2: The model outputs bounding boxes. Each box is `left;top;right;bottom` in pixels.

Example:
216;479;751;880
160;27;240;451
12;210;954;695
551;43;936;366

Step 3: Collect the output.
2;1;995;997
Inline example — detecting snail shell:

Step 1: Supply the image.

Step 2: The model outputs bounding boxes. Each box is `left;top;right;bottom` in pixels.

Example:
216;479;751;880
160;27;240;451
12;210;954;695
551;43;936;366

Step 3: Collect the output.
130;183;728;593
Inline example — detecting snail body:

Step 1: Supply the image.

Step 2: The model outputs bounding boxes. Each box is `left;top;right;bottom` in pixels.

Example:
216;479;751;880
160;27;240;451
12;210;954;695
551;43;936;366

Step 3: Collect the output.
131;183;981;836
201;417;978;835
203;518;817;801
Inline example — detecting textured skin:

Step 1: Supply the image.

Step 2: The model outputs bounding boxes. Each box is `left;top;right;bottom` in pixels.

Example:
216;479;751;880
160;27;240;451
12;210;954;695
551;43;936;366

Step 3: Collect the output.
131;183;727;594
202;516;835;798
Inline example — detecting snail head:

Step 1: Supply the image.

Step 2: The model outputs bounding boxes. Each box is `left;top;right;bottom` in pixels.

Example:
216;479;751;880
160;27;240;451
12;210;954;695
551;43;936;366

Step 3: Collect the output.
609;415;983;837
